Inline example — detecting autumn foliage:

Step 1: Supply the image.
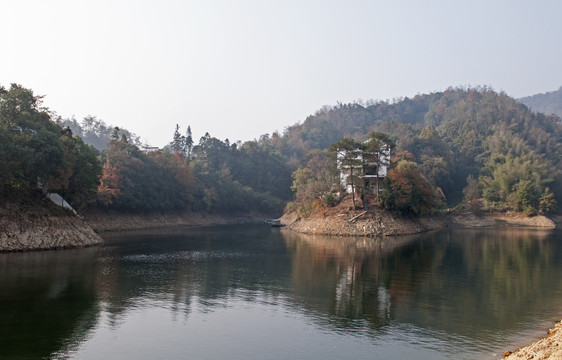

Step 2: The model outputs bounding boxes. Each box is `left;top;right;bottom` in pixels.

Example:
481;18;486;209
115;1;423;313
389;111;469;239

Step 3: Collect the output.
97;163;122;206
379;158;434;215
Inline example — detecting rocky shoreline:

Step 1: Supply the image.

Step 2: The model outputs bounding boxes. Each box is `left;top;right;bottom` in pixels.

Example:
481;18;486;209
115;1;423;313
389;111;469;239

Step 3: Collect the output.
0;198;276;252
504;320;562;360
280;209;444;237
280;208;556;238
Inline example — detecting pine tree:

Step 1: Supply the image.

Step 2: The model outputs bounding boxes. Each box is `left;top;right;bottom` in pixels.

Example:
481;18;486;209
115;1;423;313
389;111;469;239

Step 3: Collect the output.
185;125;193;159
366;132;394;197
172;124;184;153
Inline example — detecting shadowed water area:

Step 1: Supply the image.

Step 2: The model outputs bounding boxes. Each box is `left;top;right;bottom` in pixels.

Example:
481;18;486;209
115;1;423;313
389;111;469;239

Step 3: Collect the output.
0;225;561;360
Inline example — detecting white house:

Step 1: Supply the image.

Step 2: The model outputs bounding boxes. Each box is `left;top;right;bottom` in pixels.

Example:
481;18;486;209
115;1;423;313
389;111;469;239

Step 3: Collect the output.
142;145;160;153
337;142;391;194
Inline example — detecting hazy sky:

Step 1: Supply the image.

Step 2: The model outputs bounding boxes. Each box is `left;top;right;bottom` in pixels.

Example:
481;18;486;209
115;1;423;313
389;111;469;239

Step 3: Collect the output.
2;0;561;147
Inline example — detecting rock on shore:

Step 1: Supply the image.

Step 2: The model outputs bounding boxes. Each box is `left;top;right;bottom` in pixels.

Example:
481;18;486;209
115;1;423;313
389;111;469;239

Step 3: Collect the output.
0;203;102;251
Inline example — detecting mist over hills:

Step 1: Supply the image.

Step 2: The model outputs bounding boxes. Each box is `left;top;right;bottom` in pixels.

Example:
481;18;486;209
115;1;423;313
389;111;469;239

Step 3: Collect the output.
518;86;562;118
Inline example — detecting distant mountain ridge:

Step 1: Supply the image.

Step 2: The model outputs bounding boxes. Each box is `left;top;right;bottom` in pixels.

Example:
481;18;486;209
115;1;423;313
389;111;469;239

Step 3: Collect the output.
56;115;142;150
518;86;562;118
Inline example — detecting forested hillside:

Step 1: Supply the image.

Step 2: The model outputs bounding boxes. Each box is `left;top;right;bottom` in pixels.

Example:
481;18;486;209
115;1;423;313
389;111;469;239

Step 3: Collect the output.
280;86;561;215
2;83;560;217
0;84;291;215
0;84;101;209
97;129;291;213
518;86;562;118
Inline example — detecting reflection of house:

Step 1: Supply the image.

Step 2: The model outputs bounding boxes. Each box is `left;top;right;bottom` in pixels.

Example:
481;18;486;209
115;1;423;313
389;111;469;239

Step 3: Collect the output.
337;142;390;194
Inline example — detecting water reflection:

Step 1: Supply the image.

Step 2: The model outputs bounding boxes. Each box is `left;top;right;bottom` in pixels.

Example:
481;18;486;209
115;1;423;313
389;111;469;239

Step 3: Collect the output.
281;227;562;354
283;232;424;330
0;249;99;360
0;225;560;359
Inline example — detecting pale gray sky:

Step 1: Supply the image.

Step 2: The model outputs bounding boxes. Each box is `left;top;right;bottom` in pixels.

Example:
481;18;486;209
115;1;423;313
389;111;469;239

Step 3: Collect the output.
2;0;561;147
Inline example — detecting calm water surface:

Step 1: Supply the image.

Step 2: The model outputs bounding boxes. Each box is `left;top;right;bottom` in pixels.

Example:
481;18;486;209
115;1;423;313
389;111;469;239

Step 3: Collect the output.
1;225;561;360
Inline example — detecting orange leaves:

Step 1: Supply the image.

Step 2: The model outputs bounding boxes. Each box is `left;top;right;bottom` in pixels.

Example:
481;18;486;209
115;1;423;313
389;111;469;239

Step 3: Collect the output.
383;160;434;215
387;168;413;208
97;163;122;205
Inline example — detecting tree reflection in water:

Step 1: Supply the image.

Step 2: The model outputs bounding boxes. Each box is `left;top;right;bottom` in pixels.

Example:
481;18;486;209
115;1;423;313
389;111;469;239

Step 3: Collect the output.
1;225;561;360
281;228;562;346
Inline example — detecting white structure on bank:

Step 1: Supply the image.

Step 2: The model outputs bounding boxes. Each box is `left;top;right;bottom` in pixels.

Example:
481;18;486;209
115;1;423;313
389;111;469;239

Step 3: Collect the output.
142;145;160;153
47;193;78;215
337;142;391;194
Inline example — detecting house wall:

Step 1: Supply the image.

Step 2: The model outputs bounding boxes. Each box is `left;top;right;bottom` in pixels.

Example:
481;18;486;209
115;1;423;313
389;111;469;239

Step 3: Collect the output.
337;146;390;194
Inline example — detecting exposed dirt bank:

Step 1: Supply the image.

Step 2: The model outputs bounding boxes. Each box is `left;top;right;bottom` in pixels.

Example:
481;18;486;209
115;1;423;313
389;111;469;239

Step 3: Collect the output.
0;202;102;252
281;198;556;237
504;320;562;360
84;209;273;232
280;198;444;237
281;210;443;236
449;212;556;229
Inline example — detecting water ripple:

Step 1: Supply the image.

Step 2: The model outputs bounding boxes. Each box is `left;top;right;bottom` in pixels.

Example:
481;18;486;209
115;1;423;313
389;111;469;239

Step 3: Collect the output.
121;250;246;263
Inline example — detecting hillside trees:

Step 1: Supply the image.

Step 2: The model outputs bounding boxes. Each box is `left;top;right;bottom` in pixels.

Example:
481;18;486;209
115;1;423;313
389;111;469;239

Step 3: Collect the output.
4;83;560;217
424;88;562;210
96;127;292;214
288;134;436;216
0;84;101;208
54;132;102;209
287;149;339;217
190;133;291;213
379;153;434;215
97;135;195;211
279;86;561;213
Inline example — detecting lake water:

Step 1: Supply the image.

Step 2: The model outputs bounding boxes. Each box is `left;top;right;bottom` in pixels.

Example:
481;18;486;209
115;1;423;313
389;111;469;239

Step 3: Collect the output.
1;225;561;360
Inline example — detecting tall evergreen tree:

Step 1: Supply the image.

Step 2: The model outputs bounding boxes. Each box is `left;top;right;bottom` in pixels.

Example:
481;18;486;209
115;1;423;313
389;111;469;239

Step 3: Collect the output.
330;138;365;209
171;124;184;153
366;132;395;197
185;125;193;159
